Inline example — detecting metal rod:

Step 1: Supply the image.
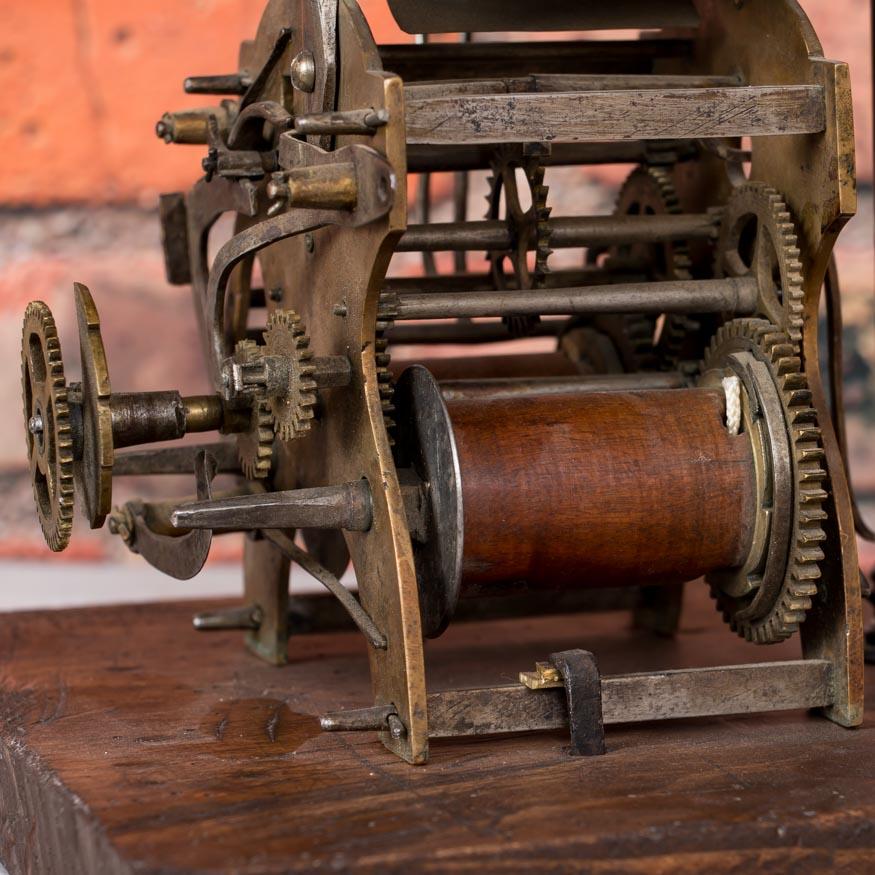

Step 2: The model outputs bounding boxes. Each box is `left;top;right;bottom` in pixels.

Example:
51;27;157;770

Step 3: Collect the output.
384;267;639;294
404;73;743;100
113;442;240;476
396;213;718;253
406;141;694;173
385;277;759;320
183;74;250;95
438;373;688;402
262;529;387;650
320;704;396;732
170;481;373;532
386;319;566;345
426;660;833;739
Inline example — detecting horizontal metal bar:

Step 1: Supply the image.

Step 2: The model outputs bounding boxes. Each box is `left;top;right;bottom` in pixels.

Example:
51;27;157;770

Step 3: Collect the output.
406;142;691;173
170;481;373;532
396;213;718;253
384;267;641;295
379;39;694;82
427;660;833;738
113;442;241;476
404;73;742;100
183;74;250;95
385;319;566;345
438;373;687;402
405;86;825;144
385;277;758;320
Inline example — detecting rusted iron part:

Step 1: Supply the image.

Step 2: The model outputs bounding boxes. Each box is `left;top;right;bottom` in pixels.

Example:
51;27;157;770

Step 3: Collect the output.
383;277;758;320
324;658;833;739
547;650;605;757
171;481;373;533
396;212;718;253
184;73;251;95
262;529;387;650
111;450;217;580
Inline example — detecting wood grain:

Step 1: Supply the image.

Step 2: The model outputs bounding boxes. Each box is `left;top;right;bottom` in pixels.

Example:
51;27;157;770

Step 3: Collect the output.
0;585;872;873
448;388;755;594
405;86;826;144
0;586;872;873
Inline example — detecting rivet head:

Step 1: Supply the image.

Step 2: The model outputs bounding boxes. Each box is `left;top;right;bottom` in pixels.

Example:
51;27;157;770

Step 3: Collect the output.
28;413;44;436
290;50;316;93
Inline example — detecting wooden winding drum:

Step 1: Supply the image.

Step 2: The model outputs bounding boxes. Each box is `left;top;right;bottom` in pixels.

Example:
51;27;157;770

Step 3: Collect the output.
395;366;756;636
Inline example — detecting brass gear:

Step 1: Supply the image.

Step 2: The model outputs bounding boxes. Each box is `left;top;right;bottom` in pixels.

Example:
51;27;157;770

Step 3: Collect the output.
375;297;396;437
21;302;74;551
702;318;828;643
612;165;704;370
263;309;317;441
716;183;805;341
485;147;552;337
232;339;274;479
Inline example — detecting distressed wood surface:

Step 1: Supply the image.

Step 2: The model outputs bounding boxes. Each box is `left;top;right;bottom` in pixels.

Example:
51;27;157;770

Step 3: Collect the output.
0;585;873;873
405;86;826;144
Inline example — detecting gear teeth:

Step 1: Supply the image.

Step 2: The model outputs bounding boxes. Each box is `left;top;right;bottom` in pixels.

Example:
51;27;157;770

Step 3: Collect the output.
231;338;275;478
718;183;805;341
261;309;320;445
702;317;827;644
484;150;551;338
22;302;75;551
613;165;703;368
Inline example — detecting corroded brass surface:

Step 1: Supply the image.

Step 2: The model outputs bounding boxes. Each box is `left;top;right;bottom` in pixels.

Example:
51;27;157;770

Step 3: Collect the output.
17;0;865;763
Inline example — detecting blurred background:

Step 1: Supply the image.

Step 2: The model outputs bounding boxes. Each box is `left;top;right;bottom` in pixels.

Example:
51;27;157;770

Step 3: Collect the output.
0;0;872;610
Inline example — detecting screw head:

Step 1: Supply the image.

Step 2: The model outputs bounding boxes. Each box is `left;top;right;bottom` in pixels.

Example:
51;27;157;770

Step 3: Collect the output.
28;413;44;436
290;50;316;93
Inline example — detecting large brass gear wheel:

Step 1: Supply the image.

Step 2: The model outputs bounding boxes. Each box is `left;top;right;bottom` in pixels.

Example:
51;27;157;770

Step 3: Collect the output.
702;318;828;643
716;183;805;341
232;339;274;480
485;147;552;337
263;309;317;441
21;302;74;551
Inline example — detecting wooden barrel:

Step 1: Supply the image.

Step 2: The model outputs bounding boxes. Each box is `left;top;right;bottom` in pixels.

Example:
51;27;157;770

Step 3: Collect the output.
395;366;756;636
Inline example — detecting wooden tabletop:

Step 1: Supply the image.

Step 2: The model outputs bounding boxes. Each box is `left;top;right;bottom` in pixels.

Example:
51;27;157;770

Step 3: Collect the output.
0;583;872;874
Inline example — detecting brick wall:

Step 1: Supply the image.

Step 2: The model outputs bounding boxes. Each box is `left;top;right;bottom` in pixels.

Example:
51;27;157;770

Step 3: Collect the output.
1;0;872;572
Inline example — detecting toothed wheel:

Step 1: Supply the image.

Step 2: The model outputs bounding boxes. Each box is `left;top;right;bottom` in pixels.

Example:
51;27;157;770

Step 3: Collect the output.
611;165;706;370
263;309;317;441
233;340;274;479
716;183;805;341
702;318;828;643
375;294;396;438
485;147;552;337
21;302;74;551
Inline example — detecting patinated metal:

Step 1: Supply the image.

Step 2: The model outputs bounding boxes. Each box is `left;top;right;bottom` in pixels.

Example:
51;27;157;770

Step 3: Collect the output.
18;0;866;764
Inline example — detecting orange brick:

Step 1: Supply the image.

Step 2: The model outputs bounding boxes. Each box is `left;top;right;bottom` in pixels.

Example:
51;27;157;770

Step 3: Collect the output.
0;1;869;205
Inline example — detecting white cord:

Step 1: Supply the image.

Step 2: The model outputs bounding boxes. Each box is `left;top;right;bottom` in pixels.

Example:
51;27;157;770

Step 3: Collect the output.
723;375;742;436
